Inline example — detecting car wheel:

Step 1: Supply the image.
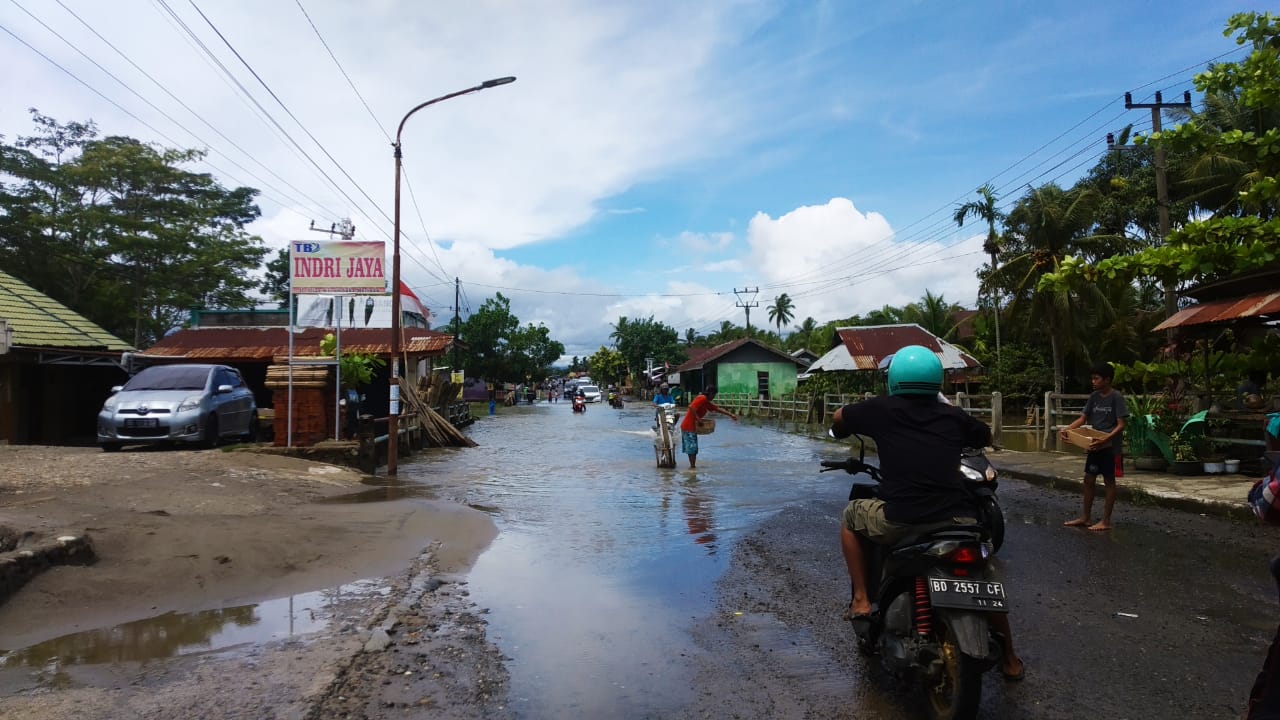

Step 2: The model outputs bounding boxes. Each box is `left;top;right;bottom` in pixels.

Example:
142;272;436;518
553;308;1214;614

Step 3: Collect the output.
241;411;260;443
101;442;122;453
201;415;220;449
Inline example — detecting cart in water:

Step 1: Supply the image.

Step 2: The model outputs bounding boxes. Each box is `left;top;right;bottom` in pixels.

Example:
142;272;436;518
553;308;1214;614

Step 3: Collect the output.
653;402;678;468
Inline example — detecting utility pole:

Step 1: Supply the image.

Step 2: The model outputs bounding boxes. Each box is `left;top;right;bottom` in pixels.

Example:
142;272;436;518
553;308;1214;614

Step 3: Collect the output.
1124;91;1191;323
452;277;461;370
734;287;759;336
309;218;356;241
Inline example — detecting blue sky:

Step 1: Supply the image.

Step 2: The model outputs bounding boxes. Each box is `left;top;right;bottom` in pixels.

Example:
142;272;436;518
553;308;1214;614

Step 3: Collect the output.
0;0;1258;361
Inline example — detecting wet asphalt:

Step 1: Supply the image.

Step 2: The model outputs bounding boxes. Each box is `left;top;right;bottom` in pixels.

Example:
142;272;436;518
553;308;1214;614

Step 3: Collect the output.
399;400;1279;719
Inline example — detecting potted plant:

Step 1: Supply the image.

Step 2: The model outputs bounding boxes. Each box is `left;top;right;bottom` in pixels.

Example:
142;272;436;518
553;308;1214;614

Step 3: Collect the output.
1168;432;1202;475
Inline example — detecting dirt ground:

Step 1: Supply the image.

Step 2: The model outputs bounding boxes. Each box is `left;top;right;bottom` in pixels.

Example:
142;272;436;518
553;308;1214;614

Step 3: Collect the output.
0;444;510;720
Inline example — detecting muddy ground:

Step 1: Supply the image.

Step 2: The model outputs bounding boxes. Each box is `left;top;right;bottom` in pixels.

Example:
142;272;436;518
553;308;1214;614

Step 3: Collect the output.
0;444;511;720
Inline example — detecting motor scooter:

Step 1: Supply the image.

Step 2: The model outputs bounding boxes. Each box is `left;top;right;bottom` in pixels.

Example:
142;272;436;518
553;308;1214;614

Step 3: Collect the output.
960;448;1004;553
572;395;586;413
824;436;1009;720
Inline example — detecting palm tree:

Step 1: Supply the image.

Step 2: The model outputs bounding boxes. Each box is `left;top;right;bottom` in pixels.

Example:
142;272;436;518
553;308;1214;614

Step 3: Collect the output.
684;327;701;346
767;293;795;335
954;184;1006;382
903;290;962;340
793;316;818;351
609;316;630;349
999;183;1108;392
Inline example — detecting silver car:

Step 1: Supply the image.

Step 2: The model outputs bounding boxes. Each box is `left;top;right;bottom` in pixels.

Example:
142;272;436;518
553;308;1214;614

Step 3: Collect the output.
97;364;259;452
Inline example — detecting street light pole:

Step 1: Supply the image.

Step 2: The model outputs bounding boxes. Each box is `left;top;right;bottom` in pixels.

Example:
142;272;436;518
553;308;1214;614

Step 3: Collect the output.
388;76;516;476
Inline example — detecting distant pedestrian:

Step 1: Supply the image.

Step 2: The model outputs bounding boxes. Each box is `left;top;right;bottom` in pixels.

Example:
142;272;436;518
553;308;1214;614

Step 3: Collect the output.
678;385;737;469
1060;362;1129;531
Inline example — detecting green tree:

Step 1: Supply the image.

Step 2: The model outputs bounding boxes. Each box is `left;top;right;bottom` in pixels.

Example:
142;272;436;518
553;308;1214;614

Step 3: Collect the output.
954;183;1006;375
458;293;521;382
999;183;1108;391
683;327;702;346
902;290;962;340
1043;12;1280;296
260;247;290;308
790;316;818;351
609;315;685;384
767;293;795;334
587;346;627;386
0;111;266;347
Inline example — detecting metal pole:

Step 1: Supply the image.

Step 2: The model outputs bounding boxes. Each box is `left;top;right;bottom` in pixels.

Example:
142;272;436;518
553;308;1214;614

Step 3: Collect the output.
388;76;516;476
335;298;341;441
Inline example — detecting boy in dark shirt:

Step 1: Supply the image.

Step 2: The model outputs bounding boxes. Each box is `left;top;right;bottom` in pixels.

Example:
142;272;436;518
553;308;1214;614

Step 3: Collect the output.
1060;362;1128;530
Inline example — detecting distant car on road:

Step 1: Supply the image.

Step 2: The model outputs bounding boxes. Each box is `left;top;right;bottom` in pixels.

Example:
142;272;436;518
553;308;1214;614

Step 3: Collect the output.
578;385;602;403
97;363;259;452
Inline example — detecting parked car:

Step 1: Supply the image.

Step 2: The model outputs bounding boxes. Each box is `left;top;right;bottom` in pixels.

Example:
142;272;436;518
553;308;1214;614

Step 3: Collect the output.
97;363;258;452
579;385;603;403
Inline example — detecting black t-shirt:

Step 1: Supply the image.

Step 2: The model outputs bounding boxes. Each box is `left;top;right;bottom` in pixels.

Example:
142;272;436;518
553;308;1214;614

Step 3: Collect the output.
835;395;992;525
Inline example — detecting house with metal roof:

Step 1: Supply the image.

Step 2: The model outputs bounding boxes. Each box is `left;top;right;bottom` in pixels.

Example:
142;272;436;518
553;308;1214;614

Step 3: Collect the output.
669;338;807;399
806;323;981;387
0;269;133;444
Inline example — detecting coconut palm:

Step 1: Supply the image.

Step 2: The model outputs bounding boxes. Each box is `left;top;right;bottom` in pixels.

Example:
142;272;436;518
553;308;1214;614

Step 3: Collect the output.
767;293;795;334
792;316;818;351
684;327;701;346
903;290;962;341
998;183;1109;392
609;316;630;349
954;184;1006;381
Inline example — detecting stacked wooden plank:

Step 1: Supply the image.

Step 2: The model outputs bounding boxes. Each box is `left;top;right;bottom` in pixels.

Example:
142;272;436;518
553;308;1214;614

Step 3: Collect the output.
401;380;476;447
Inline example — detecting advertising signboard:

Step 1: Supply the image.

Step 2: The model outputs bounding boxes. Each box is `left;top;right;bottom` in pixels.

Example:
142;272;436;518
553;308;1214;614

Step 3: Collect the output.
289;240;386;294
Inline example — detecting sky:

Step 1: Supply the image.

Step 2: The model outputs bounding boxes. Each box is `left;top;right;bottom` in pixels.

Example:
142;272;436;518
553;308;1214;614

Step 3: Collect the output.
0;0;1259;362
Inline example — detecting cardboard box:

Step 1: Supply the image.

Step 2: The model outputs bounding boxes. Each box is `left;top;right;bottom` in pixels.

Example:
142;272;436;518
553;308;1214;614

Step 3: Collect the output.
1064;427;1111;450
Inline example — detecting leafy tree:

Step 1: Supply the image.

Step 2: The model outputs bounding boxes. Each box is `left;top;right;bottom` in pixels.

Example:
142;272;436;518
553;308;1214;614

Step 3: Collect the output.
507;323;565;381
767;293;795;334
954;183;1007;374
901;290;962;340
587;346;627;386
998;183;1109;391
683;327;702;346
0;111;266;347
789;316;819;351
609;315;685;383
458;293;521;382
260;247;290;308
1042;12;1280;296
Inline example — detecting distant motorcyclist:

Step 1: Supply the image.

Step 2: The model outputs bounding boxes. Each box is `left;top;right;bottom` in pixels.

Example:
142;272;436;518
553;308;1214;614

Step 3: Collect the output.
830;345;1024;681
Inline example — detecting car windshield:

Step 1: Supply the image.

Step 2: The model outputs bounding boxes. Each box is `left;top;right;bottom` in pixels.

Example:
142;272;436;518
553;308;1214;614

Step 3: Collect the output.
122;366;211;392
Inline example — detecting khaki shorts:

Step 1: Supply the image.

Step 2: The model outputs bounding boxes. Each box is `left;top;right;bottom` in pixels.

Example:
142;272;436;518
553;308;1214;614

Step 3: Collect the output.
842;498;976;545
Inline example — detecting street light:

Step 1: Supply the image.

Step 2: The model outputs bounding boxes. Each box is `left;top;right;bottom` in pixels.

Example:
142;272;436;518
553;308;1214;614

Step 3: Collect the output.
388;75;516;475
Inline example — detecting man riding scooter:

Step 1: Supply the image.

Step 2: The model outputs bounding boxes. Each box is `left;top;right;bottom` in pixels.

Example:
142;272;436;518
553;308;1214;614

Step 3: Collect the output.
830;345;1025;682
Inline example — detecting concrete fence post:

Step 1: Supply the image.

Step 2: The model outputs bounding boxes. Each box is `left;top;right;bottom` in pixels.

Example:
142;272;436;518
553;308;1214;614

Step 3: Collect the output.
991;391;1002;448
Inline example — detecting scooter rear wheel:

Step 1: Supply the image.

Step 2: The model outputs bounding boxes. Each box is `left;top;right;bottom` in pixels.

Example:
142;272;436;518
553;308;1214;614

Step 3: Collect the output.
926;618;983;720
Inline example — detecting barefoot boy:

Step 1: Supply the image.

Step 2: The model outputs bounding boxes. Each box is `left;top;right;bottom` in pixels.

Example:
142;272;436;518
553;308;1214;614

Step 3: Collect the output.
1060;363;1129;531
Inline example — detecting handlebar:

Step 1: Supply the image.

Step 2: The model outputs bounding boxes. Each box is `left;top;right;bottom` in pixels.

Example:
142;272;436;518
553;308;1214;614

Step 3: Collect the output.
820;458;881;480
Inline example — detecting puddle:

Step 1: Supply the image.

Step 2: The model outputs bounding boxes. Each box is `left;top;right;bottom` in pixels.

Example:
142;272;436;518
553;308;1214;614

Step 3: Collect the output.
0;580;388;668
316;480;438;504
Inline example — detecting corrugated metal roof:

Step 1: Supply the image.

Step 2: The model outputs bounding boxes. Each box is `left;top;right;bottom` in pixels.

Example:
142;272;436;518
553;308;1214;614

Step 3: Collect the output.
0;269;132;351
138;326;452;361
673;338;802;372
1153;290;1280;332
808;324;980;372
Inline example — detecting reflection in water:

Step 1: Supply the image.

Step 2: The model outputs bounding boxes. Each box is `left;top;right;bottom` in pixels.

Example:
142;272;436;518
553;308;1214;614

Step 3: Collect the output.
0;581;387;667
681;478;718;553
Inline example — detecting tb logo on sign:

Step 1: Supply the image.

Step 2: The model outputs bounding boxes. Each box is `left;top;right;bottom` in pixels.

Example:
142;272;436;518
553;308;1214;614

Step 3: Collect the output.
292;242;320;253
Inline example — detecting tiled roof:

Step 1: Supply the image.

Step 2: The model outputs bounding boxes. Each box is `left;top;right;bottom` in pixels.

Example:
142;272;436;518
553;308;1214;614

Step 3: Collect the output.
0;269;132;351
809;324;980;372
140;326;452;361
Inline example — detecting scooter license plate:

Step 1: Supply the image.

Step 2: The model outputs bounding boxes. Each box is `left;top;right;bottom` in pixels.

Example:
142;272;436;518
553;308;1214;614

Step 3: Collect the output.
927;576;1008;612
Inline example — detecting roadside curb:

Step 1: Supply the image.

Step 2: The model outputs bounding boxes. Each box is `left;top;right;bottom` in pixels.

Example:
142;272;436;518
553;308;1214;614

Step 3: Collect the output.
996;467;1255;522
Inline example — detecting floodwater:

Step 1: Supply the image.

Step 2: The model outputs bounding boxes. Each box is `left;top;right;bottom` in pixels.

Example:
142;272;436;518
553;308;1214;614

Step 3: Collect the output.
402;401;840;718
0;580;389;668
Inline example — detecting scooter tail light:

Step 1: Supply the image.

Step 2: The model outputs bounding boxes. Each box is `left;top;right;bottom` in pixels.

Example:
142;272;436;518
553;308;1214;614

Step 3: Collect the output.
947;545;983;564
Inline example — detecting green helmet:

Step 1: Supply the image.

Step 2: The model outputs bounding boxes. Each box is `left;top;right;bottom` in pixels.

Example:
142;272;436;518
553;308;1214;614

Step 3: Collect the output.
887;345;942;396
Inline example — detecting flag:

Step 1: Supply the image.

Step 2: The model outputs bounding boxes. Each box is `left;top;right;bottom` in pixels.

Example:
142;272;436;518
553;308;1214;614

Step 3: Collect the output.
400;282;428;321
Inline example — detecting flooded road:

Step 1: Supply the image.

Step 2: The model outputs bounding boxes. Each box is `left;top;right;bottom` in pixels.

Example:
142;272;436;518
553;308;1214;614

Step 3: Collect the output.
393;400;1276;719
399;401;834;718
